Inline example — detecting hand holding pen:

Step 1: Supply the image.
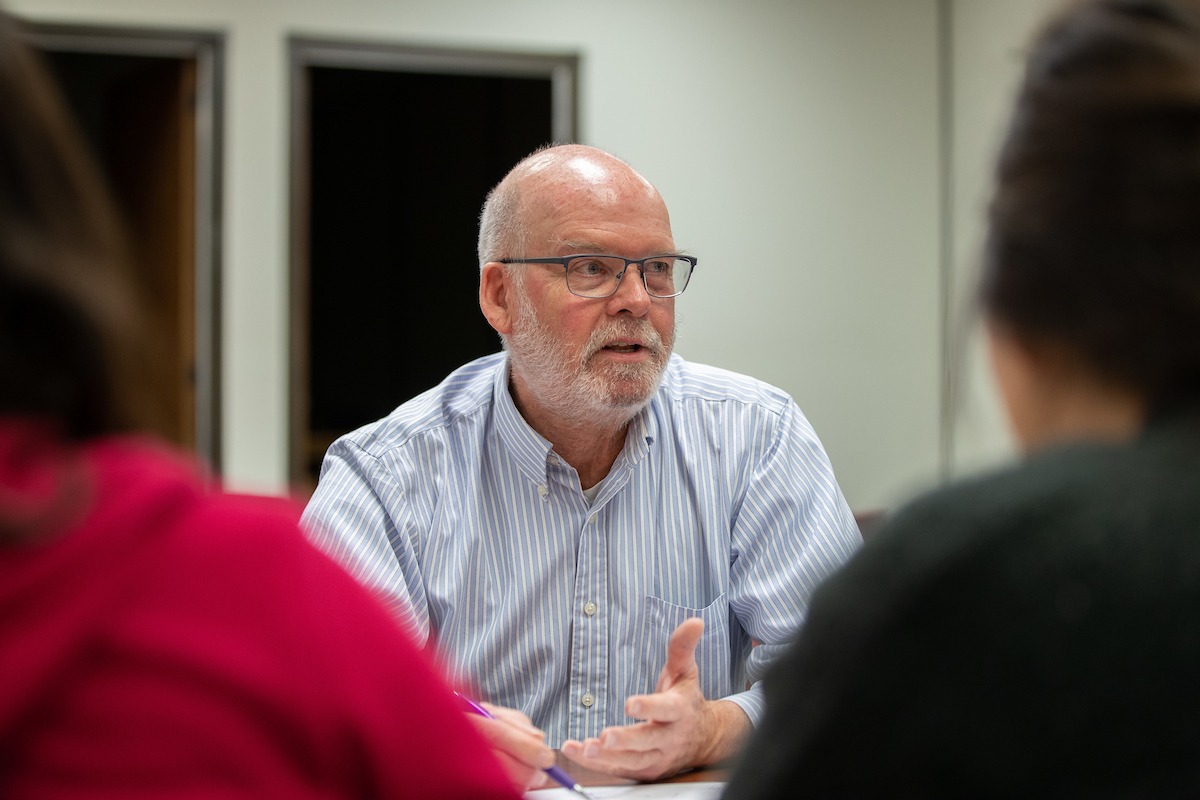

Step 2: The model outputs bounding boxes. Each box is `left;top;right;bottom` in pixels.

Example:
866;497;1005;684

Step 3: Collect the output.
456;692;595;799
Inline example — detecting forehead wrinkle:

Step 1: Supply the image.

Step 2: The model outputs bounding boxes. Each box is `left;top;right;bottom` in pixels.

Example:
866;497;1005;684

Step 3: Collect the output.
556;240;687;258
556;239;607;253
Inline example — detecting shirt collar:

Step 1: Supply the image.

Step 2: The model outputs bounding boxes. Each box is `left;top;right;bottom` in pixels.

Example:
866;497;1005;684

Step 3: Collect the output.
492;356;556;486
625;395;657;467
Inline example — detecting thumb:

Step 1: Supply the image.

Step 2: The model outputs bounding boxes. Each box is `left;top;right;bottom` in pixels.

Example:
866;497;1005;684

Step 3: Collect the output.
657;617;704;691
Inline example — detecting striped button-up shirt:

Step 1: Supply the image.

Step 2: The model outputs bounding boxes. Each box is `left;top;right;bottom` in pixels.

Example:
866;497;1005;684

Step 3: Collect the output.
302;353;860;746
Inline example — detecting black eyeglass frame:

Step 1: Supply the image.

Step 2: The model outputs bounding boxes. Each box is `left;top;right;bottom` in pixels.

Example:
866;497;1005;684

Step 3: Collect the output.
498;254;698;298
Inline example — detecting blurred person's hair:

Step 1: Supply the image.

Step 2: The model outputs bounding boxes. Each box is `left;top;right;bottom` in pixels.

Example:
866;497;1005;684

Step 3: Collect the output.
0;11;161;542
982;0;1200;410
0;12;155;440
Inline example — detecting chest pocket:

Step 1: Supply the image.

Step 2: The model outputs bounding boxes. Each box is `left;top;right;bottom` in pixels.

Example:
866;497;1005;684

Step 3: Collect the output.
642;593;730;701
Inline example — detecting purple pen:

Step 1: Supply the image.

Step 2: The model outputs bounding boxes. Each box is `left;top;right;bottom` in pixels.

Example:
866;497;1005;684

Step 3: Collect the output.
454;692;595;799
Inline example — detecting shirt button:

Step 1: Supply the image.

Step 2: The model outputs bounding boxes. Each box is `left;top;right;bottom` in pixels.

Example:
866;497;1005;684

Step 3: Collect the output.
537;485;548;498
587;515;596;525
583;602;597;616
581;693;594;708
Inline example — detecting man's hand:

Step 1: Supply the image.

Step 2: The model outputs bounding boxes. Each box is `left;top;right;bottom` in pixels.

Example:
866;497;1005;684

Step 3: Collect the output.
466;701;555;792
560;618;752;781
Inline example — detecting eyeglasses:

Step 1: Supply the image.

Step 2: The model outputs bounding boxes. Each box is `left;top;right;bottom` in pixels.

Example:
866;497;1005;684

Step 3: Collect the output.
498;254;697;298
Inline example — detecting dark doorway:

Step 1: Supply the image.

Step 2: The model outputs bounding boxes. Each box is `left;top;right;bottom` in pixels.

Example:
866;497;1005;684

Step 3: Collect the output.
25;25;224;468
308;67;550;435
290;40;578;490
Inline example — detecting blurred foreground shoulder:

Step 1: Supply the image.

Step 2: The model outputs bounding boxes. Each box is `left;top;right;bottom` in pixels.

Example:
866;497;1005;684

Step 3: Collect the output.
2;435;517;800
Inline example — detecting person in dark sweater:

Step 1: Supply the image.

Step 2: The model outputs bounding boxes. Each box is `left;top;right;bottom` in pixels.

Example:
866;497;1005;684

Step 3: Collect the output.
723;1;1200;797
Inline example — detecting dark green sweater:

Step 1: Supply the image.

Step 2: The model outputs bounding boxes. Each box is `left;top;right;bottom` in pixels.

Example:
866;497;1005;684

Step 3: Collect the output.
724;407;1200;799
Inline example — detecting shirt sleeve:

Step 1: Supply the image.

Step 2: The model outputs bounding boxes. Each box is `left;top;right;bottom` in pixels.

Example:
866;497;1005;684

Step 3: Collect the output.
721;682;768;725
301;437;431;644
725;398;862;724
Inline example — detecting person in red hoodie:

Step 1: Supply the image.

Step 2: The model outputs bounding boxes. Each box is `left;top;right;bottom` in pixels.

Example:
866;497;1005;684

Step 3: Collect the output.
0;11;519;800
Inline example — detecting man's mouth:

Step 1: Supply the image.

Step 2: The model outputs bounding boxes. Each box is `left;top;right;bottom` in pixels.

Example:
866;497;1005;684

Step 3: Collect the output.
603;342;644;354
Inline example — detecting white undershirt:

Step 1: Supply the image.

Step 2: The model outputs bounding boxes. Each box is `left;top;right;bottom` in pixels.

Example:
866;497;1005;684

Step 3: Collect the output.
581;482;602;504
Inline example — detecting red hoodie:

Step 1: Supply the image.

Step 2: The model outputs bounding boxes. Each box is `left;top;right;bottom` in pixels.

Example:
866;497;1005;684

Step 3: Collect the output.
0;420;517;800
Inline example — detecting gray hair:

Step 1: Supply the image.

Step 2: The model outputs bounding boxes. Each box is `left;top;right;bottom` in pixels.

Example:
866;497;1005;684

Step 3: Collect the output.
477;174;526;270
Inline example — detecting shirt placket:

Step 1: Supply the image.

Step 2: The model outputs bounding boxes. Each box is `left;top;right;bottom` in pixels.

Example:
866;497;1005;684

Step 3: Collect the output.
567;492;609;741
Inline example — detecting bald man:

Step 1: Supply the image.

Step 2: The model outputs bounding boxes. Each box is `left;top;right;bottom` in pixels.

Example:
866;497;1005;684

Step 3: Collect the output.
302;145;860;787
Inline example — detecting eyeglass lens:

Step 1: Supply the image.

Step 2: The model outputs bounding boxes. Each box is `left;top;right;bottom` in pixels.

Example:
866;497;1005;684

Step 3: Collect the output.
565;256;691;298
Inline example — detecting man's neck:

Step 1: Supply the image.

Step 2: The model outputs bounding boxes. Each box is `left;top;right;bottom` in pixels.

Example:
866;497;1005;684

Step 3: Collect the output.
508;375;631;491
538;416;629;491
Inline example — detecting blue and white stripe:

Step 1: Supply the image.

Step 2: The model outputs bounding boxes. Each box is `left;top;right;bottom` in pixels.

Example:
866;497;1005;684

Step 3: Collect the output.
302;352;860;746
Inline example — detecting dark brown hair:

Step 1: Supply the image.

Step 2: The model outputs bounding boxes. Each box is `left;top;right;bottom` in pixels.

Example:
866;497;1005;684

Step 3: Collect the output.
0;12;153;439
983;0;1200;409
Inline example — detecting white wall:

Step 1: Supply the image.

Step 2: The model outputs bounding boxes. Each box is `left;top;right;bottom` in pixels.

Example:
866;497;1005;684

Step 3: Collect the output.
8;0;1043;512
947;0;1062;477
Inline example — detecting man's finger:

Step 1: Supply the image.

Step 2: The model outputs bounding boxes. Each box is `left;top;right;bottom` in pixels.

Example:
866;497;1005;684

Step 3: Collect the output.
562;737;664;777
599;721;671;752
625;690;685;723
659;617;704;690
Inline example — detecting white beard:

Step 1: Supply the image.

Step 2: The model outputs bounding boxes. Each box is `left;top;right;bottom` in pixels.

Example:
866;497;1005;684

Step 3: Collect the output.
503;278;674;431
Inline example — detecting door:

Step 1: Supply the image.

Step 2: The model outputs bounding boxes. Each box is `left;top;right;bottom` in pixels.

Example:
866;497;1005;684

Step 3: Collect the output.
289;39;577;491
25;24;224;468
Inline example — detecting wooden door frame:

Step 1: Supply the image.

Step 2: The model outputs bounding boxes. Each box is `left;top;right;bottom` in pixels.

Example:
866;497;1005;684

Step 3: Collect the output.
21;21;225;471
287;36;578;484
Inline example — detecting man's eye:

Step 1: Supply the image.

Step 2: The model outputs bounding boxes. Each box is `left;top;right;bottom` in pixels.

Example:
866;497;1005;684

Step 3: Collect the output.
645;259;672;274
570;259;606;276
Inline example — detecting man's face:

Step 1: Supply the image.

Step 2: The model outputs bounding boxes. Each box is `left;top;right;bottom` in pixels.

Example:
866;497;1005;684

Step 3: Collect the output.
504;161;678;427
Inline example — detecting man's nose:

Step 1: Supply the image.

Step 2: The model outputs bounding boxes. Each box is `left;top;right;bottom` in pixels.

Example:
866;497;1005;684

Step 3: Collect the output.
607;264;652;317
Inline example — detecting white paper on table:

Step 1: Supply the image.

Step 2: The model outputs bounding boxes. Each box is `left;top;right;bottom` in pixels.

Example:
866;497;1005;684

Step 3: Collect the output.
525;781;724;800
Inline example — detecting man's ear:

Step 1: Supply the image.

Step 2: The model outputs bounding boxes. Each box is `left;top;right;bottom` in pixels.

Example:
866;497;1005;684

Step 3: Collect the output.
480;262;515;335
